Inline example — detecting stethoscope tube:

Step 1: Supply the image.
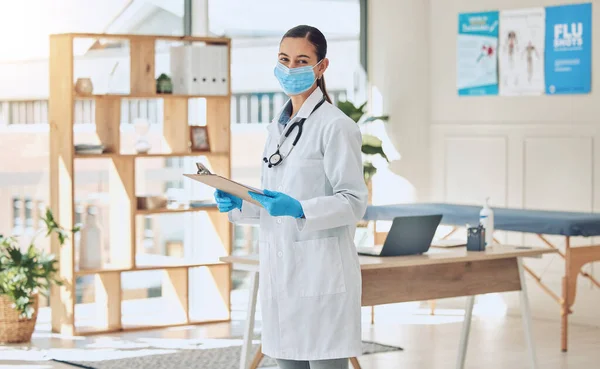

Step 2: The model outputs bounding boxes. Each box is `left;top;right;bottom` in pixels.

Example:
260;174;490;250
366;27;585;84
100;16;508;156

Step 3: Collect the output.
263;97;326;168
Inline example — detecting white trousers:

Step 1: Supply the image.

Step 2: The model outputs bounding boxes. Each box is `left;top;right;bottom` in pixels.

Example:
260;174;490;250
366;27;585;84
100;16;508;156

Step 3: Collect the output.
276;358;348;369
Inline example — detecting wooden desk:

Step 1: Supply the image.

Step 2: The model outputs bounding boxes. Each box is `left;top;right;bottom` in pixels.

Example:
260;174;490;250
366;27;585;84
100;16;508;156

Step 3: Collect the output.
221;245;555;369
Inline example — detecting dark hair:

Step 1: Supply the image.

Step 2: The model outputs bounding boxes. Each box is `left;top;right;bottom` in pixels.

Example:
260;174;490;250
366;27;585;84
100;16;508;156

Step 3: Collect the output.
282;25;332;103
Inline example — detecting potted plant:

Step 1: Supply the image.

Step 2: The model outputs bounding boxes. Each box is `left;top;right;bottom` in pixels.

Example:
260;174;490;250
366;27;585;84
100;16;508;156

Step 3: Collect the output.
336;100;390;183
0;209;79;343
156;73;173;94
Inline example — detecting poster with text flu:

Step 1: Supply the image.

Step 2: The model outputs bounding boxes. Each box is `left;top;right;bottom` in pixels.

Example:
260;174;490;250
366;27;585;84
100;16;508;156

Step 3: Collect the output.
499;8;545;96
457;11;499;95
545;3;592;94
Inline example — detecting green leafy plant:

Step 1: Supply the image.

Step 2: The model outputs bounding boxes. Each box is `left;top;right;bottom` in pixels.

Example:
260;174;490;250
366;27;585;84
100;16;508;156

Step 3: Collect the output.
156;73;173;94
337;100;390;182
0;209;79;319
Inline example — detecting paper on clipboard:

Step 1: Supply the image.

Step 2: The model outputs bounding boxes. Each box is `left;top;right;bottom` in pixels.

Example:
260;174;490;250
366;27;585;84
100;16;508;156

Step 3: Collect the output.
184;163;264;207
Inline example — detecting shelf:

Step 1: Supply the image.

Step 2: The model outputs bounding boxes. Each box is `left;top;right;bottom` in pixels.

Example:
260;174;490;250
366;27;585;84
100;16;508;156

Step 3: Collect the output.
74;151;228;159
136;204;217;215
75;93;230;100
59;32;230;44
75;257;226;276
75;319;230;336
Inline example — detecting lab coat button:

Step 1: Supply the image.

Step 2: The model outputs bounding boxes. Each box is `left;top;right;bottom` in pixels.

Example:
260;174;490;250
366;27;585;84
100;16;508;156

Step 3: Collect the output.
278;186;283;191
277;251;283;258
277;219;282;224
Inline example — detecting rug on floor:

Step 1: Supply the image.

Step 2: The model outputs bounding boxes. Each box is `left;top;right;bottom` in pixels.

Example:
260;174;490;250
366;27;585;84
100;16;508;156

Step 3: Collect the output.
54;340;402;369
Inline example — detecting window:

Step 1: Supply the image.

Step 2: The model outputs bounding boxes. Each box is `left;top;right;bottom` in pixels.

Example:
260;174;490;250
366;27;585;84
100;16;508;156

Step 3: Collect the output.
164;157;184;191
12;197;23;235
24;198;33;230
37;200;46;229
142;216;155;252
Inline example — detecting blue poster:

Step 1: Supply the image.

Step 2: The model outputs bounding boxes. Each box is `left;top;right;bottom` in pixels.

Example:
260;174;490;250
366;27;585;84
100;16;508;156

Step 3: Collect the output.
545;3;592;94
457;11;499;96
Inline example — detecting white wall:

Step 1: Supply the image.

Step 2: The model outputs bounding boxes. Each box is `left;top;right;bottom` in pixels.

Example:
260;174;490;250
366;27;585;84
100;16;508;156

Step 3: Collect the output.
368;0;430;200
369;0;600;327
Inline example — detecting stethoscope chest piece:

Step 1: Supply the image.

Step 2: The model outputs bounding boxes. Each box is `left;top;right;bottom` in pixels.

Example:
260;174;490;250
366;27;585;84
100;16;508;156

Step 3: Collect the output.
264;151;283;168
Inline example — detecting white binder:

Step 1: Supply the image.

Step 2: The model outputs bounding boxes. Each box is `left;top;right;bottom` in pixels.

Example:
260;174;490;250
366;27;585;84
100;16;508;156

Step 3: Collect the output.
215;45;229;95
195;46;210;95
170;46;188;94
170;45;229;96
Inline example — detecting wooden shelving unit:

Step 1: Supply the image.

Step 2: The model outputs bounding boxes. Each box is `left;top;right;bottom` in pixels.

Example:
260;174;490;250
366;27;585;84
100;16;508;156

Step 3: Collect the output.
49;33;232;335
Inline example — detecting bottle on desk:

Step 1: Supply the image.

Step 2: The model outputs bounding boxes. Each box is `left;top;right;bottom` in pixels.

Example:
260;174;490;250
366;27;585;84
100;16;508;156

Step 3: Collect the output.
479;197;494;247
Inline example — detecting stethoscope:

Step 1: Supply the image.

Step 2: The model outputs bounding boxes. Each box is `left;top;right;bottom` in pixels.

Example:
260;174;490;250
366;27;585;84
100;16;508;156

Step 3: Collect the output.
263;97;326;168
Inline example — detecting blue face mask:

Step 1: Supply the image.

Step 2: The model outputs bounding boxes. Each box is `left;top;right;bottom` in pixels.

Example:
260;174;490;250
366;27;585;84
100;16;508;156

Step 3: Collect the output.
274;60;323;96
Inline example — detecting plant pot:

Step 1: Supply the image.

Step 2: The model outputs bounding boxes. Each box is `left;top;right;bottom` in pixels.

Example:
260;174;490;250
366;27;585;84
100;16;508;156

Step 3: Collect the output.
0;294;38;343
156;74;173;94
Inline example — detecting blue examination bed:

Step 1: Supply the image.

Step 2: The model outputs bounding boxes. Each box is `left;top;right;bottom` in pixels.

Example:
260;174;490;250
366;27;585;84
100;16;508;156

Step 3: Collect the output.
363;203;600;237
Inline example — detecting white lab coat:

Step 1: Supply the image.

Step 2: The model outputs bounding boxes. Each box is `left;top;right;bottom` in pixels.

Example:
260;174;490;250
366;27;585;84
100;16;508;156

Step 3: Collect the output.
229;88;368;361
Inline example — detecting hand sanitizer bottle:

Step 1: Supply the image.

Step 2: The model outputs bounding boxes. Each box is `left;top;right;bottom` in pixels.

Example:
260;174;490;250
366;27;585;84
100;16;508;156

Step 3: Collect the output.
479;197;494;247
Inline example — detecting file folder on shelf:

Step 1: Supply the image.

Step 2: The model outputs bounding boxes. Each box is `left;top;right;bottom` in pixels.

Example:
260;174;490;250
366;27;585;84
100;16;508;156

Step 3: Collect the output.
184;163;264;207
169;45;229;96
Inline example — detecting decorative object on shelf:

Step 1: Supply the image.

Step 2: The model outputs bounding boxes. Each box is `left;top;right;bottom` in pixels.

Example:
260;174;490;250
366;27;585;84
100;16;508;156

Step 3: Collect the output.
166;240;184;258
0;209;79;343
336;100;390;183
137;195;168;211
156;73;173;94
190;126;210;152
189;199;217;208
79;204;104;270
166;188;188;210
133;117;152;154
74;77;94;96
75;144;104;155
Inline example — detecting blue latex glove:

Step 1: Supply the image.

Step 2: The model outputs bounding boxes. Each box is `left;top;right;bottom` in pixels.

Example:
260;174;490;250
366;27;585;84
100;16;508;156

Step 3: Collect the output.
214;189;242;212
248;189;304;218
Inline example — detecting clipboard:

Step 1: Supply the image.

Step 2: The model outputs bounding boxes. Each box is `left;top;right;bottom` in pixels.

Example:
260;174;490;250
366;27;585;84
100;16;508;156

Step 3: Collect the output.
183;163;264;207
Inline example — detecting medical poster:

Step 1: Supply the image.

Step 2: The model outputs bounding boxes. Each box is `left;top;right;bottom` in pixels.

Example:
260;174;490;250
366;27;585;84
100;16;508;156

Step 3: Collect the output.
457;11;499;96
545;3;592;95
499;8;545;96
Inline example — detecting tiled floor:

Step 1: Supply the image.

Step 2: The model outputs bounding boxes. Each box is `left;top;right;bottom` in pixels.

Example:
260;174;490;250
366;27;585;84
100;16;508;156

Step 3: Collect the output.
1;303;599;369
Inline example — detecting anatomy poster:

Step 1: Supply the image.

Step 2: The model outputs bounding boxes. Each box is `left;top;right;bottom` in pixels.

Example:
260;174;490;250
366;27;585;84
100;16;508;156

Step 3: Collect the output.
499;8;545;96
457;11;499;96
545;3;592;94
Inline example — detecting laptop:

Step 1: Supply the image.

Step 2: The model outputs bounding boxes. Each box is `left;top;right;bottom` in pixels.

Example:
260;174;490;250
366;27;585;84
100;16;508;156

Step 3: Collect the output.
357;214;443;257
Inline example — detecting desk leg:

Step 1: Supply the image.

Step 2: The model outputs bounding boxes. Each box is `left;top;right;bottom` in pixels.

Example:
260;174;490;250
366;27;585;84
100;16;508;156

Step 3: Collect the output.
562;236;570;353
428;300;436;315
371;306;375;324
455;295;475;369
518;257;538;369
240;271;259;369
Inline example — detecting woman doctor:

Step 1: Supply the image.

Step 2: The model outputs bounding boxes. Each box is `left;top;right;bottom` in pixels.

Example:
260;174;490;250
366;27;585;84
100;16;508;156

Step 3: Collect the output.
215;25;368;369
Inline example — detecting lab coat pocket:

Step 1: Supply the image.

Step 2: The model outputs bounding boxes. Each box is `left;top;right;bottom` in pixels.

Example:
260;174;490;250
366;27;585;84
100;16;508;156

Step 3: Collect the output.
258;241;272;300
292;236;347;297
